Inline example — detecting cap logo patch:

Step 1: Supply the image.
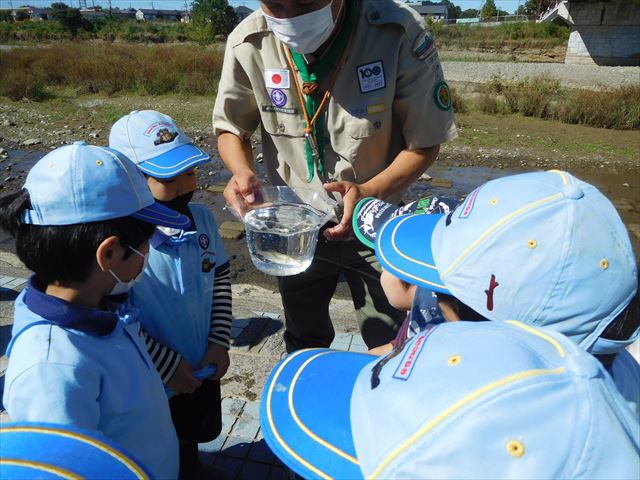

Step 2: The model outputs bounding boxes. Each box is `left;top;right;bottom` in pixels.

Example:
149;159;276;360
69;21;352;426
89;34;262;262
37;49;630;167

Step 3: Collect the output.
459;188;481;219
153;128;178;146
393;328;434;381
198;233;210;249
144;120;173;137
485;274;499;311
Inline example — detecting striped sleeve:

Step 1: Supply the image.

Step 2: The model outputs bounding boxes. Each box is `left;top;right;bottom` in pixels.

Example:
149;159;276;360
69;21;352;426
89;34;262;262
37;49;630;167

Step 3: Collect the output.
143;331;182;384
209;261;233;349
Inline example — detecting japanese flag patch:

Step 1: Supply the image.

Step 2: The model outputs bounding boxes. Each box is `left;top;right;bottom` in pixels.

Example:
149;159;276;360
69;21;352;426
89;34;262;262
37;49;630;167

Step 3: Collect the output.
264;69;290;89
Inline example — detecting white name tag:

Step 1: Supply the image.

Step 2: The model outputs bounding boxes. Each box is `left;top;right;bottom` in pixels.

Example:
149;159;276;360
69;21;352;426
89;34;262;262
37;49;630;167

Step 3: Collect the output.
357;61;385;93
264;69;290;89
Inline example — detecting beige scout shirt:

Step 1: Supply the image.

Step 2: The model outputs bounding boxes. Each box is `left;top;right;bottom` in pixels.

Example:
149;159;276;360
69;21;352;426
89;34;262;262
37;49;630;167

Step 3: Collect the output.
212;0;457;204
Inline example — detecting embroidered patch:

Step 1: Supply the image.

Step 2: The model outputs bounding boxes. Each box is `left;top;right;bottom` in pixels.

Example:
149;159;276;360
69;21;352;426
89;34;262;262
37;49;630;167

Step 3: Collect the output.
357;61;385;94
270;89;287;108
413;30;436;61
202;258;213;273
367;103;385;115
393;328;434;381
144;121;174;137
434;81;452;111
198;233;210;249
485;274;499;311
262;105;298;115
153;128;178;145
459;188;481;219
264;69;290;89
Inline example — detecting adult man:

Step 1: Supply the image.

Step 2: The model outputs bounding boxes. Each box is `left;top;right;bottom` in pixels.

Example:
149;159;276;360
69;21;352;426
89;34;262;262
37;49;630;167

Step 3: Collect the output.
213;0;457;352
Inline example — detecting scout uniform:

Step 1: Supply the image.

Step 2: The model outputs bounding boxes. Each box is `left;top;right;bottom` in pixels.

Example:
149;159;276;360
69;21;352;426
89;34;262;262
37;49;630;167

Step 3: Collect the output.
213;0;457;351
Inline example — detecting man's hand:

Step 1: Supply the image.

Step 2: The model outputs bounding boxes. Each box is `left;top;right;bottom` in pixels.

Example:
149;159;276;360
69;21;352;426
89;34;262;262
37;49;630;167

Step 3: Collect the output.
322;181;371;241
200;343;230;381
167;359;202;394
223;171;262;218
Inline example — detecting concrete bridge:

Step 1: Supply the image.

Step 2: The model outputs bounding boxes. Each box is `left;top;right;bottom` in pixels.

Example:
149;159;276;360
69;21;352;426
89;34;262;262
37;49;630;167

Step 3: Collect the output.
540;0;640;66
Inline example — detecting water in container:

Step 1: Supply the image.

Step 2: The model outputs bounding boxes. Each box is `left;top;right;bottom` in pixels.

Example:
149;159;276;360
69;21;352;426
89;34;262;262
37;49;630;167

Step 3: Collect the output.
244;204;322;276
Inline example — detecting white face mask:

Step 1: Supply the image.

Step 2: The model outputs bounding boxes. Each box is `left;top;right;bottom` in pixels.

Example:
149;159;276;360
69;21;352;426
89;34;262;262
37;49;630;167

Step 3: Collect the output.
263;1;335;54
108;246;149;296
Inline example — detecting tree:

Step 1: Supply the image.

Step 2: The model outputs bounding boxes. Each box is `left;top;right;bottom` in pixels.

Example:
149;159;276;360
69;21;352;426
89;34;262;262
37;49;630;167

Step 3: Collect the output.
480;0;498;18
520;0;557;15
50;2;84;35
459;8;479;18
439;0;462;20
191;0;237;37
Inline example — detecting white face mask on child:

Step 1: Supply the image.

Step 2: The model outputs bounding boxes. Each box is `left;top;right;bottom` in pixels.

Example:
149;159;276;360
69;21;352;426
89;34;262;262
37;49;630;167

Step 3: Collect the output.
108;245;149;296
263;1;336;54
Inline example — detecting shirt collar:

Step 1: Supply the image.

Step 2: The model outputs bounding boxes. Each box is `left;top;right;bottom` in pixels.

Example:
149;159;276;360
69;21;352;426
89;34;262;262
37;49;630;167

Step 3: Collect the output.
23;276;119;336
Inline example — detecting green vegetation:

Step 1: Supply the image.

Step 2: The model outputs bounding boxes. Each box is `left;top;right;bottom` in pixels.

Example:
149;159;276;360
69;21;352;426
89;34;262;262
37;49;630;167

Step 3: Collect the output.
476;75;640;130
0;43;223;99
430;21;570;50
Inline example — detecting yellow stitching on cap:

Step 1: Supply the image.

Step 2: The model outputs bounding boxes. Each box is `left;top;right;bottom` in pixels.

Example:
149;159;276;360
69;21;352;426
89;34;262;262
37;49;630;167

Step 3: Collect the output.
447;355;461;366
289;354;359;465
266;350;333;480
505;320;565;357
376;218;448;290
490;198;498;206
441;193;562;278
96;160;103;166
369;367;566;478
506;440;525;458
600;259;609;270
528;240;537;249
1;426;149;478
548;169;569;185
0;459;80;480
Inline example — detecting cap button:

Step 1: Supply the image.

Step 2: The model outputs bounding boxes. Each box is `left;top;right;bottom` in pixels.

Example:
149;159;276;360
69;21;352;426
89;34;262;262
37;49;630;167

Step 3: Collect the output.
73;141;87;146
563;183;584;200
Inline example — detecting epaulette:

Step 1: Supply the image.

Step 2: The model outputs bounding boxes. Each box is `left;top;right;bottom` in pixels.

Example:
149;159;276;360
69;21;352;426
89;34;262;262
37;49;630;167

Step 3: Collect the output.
228;9;270;48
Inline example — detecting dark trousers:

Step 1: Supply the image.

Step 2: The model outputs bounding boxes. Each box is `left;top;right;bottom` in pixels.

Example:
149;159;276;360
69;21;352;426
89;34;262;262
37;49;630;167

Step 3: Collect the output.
277;236;405;353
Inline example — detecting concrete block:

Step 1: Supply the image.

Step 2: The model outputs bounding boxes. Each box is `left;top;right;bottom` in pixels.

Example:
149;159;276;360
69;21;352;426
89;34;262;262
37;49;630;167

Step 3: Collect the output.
222;397;246;417
243;400;260;420
231;418;261;440
222;436;252;458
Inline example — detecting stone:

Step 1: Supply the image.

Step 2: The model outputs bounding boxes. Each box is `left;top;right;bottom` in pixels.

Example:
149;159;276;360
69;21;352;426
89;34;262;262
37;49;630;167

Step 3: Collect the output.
256;153;263;163
219;221;245;240
206;184;227;194
431;178;453;188
22;138;41;146
419;173;432;181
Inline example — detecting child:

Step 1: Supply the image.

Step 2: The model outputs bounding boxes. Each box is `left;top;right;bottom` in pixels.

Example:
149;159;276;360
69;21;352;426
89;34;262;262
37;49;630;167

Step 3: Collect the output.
354;170;639;411
109;110;232;477
352;195;482;356
259;320;640;479
0;142;192;479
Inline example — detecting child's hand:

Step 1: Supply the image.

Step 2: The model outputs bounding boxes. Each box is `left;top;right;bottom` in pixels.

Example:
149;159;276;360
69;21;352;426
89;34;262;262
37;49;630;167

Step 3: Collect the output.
201;343;230;381
167;359;202;394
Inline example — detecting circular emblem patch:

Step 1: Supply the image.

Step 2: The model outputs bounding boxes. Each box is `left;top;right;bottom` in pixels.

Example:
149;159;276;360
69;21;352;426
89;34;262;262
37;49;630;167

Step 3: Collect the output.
434;81;452;111
270;89;287;108
198;233;210;250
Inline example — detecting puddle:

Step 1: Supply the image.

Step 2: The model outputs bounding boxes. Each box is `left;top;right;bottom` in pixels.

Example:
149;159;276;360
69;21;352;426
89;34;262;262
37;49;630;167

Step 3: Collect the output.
3;150;638;228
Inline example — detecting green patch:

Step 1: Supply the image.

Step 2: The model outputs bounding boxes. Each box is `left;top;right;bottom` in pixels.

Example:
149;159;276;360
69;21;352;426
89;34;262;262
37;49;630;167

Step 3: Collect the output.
434;81;452;111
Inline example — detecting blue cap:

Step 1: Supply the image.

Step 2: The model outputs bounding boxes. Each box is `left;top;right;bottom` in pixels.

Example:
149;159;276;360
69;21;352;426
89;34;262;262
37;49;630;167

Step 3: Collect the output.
22;142;191;229
0;422;152;479
375;170;638;355
109;110;210;179
261;321;640;479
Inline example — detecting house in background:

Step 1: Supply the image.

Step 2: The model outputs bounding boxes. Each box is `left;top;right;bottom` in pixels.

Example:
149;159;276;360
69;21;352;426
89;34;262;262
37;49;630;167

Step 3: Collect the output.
135;9;185;22
406;2;449;22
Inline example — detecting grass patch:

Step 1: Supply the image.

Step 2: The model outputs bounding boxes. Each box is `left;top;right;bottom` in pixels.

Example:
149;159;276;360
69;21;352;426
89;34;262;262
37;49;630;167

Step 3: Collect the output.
430;21;570;51
474;75;640;130
0;43;223;100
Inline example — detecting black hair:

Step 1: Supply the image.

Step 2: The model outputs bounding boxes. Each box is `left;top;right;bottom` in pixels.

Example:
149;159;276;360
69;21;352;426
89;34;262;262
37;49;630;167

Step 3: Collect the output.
0;190;155;284
597;290;639;367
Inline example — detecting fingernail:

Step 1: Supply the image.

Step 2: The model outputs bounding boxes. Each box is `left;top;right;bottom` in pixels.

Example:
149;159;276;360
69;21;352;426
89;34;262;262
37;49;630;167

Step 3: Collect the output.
246;193;255;203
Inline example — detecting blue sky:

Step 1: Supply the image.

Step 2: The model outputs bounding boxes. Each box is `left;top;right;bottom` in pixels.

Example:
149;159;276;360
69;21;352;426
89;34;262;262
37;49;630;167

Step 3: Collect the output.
7;1;531;15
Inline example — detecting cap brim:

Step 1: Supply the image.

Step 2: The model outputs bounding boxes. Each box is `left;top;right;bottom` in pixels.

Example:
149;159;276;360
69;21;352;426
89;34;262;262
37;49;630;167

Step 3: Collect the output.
131;201;191;229
137;143;210;179
260;349;374;479
375;214;450;293
0;422;152;479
